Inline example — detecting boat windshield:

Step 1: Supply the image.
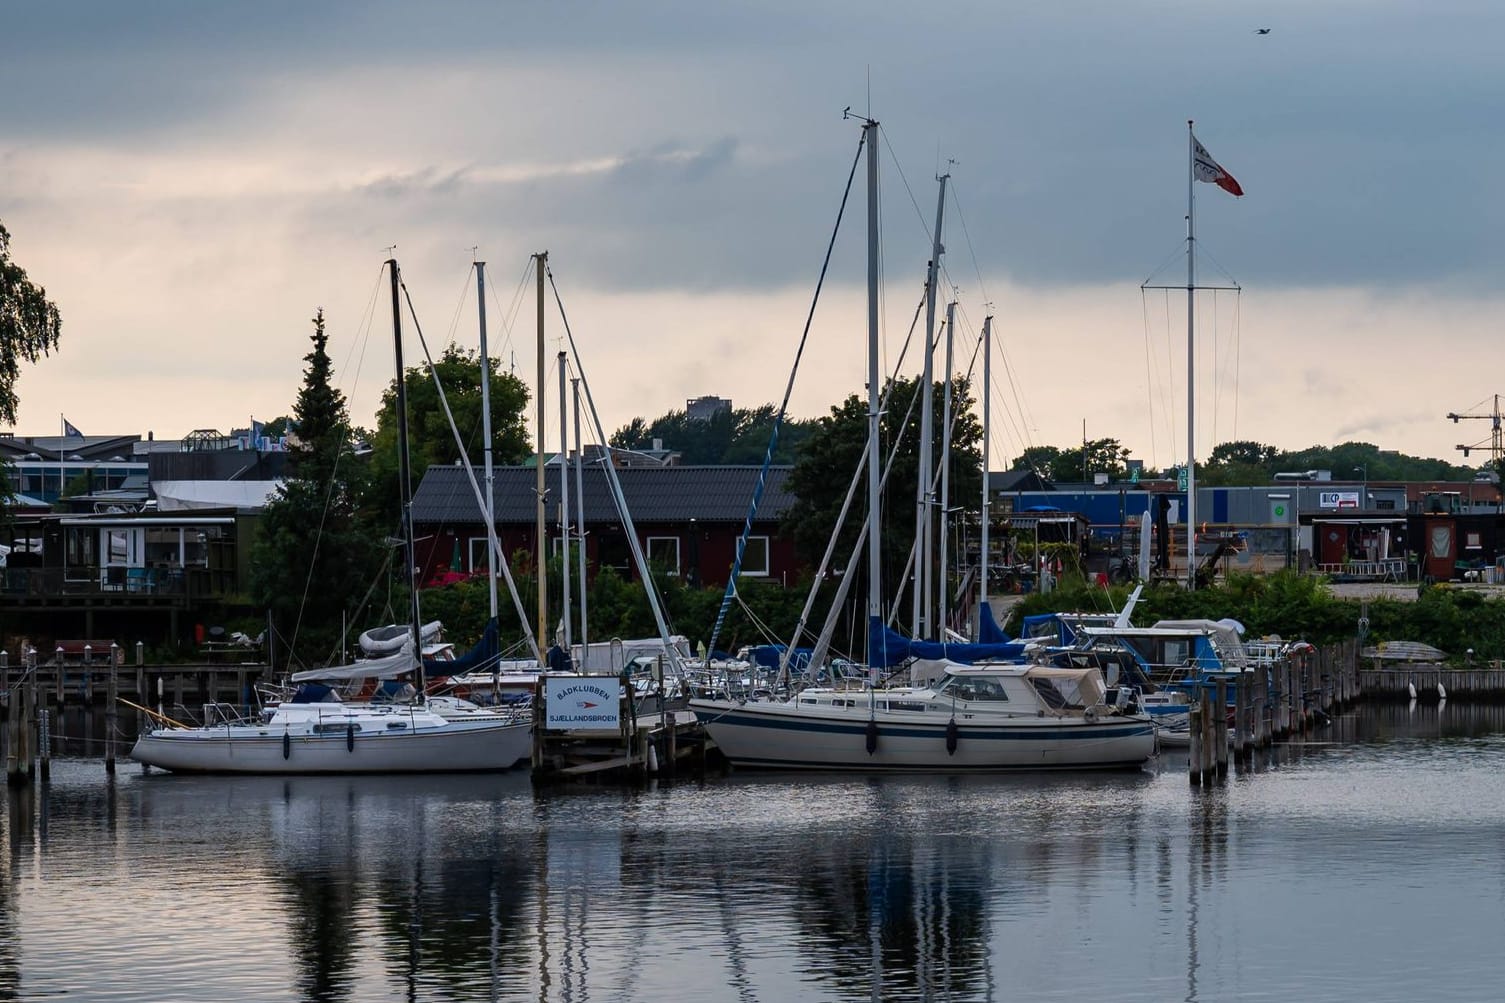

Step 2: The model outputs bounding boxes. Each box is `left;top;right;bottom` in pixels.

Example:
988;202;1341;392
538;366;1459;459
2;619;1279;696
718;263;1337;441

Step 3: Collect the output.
936;674;1010;702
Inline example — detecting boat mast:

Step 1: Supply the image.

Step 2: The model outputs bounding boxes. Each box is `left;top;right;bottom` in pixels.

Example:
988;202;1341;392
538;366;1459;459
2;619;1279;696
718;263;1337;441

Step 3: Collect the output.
937;298;956;635
1185;121;1198;590
557;350;572;659
912;173;948;639
864;117;883;660
979;314;992;624
572;376;588;661
388;257;425;697
534;251;549;666
475;260;499;620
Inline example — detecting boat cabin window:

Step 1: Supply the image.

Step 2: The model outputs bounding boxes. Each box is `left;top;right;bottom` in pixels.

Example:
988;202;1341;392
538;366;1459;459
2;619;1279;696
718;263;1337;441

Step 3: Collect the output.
942;676;1009;702
312;722;361;734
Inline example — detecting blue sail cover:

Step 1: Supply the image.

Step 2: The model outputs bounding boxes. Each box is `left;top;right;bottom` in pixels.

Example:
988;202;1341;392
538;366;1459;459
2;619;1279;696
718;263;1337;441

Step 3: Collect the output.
867;617;1027;669
424;617;501;676
977;602;1011;644
748;645;814;670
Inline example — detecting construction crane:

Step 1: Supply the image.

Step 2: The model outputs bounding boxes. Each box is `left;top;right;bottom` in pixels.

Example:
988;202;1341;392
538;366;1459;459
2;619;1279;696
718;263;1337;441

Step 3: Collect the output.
1447;394;1504;465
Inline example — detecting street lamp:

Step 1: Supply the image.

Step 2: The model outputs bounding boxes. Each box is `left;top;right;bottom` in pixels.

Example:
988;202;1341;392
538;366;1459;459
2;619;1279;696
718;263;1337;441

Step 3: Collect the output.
1354;465;1367;509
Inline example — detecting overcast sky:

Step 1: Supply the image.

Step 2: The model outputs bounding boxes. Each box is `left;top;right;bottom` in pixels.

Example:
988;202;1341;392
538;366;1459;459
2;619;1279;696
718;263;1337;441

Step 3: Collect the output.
4;1;1502;471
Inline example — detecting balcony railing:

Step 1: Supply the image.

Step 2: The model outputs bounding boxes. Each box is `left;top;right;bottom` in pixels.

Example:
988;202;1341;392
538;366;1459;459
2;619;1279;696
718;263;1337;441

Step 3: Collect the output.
0;566;238;600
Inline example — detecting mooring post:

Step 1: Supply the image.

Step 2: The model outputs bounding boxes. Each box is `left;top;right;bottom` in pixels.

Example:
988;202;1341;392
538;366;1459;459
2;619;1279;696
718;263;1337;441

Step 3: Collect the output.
1214;678;1229;777
1188;702;1203;786
105;664;118;775
38;706;50;782
54;646;64;707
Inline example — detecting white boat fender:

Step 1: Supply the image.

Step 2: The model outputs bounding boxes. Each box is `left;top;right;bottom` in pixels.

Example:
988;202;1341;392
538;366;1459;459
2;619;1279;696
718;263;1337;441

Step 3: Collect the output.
945;718;959;756
1408;680;1417;700
865;719;879;755
282;730;291;760
1438;682;1447;700
347;723;356;753
647;742;659;774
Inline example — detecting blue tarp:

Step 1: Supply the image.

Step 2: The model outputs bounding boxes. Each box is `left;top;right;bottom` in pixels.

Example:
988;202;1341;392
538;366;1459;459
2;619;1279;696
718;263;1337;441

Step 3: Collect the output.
423;617;501;676
867;617;1027;669
978;602;1011;644
748;644;813;670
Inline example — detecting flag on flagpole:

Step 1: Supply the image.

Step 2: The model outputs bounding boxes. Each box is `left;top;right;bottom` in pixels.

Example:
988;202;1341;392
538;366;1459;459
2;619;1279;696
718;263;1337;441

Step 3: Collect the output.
62;416;83;438
1192;135;1244;197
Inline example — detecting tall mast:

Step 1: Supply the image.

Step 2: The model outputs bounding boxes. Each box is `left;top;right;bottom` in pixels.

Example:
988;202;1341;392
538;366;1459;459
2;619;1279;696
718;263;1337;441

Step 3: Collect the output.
475;260;499;619
979;314;992;619
388;257;425;697
572;376;588;661
557;350;572;658
864;118;883;654
534;251;549;665
912;173;948;639
937;298;956;635
1185;121;1198;590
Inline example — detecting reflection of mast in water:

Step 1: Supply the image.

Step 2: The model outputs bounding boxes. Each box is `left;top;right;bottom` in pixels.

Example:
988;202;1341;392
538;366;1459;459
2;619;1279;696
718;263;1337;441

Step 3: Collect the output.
0;786;29;997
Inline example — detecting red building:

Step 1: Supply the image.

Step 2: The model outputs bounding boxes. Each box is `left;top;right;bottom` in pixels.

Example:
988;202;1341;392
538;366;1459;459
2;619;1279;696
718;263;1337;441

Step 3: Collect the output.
409;464;804;590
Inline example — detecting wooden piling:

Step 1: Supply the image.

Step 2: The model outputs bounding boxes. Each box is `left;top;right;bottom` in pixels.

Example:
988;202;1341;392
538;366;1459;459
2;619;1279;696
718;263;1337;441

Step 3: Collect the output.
105;666;118;775
1233;674;1247;761
4;674;19;787
1188;702;1203;786
38;707;50;782
665;711;677;776
1214;678;1229;777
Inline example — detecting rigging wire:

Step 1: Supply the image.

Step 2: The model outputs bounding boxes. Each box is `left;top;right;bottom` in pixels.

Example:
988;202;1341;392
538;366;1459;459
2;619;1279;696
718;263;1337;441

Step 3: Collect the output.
706;128;867;657
397;274;543;664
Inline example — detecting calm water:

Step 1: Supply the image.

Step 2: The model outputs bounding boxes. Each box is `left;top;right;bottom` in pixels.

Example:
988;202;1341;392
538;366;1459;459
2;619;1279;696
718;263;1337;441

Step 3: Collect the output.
3;703;1504;1002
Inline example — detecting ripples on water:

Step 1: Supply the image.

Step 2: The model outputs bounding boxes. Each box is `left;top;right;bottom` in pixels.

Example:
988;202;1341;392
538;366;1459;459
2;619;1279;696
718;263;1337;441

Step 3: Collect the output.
4;703;1505;1002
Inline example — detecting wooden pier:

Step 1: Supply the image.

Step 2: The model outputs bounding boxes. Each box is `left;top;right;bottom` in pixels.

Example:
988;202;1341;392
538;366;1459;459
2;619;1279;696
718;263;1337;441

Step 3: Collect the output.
1188;639;1363;784
529;679;713;784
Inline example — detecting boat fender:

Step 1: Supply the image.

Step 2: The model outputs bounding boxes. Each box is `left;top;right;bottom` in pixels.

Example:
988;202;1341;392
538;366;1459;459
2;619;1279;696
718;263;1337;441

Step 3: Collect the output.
647;742;659;774
347;723;356;753
945;718;958;756
1084;706;1099;724
282;730;291;760
865;719;879;755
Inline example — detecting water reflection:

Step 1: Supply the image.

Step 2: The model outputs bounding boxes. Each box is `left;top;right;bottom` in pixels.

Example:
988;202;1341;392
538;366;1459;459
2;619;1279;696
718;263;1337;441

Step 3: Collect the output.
0;705;1503;1000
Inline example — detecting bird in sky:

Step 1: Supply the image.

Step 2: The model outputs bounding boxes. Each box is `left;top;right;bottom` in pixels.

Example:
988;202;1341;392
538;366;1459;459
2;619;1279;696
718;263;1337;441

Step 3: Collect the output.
1254;27;1271;34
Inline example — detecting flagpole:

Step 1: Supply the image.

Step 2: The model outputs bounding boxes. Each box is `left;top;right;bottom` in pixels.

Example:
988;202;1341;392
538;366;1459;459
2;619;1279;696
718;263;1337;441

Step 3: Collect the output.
1185;120;1198;590
58;413;64;507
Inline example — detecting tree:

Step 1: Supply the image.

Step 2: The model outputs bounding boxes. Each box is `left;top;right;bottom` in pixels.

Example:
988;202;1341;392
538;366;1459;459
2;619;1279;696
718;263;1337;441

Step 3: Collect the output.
367;344;531;529
1011;439;1128;483
0;222;62;426
250;310;385;667
610;403;818;464
782;374;983;630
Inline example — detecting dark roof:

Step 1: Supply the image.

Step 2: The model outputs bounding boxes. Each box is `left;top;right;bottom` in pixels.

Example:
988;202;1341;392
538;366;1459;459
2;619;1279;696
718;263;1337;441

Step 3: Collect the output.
411;464;796;526
989;469;1052;492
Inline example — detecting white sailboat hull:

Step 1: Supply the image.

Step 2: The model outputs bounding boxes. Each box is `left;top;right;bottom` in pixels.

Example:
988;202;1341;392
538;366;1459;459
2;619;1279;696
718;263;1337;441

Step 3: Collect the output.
131;714;531;774
689;699;1155;772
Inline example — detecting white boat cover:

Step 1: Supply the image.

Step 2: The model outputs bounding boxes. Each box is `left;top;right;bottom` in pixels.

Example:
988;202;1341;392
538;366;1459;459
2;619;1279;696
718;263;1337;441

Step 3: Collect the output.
289;645;418;683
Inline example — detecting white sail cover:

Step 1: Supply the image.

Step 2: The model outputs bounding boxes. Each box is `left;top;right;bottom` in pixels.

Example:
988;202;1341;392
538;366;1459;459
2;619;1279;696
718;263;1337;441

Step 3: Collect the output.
289;645;419;683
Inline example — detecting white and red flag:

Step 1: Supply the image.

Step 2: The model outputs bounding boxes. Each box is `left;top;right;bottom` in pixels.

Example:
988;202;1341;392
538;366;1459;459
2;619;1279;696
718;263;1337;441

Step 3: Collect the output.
1192;135;1244;197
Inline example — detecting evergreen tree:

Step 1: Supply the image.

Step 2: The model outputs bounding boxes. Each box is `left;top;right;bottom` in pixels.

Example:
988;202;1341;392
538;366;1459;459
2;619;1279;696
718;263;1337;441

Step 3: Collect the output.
250;310;384;668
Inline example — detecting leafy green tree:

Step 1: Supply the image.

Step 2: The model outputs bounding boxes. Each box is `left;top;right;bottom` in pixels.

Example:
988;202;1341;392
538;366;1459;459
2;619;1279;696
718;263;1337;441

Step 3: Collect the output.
367;344;530;529
1010;439;1128;483
782;375;983;629
0;222;62;426
250;310;385;668
610;403;818;465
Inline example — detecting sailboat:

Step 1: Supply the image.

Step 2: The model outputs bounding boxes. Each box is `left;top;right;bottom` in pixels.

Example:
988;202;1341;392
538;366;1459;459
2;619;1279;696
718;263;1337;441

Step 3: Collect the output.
130;259;533;774
689;119;1155;772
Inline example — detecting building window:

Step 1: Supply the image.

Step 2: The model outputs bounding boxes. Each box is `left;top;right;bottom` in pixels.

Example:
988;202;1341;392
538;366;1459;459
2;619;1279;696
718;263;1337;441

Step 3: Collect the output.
741;536;770;577
468;537;490;572
647;536;680;576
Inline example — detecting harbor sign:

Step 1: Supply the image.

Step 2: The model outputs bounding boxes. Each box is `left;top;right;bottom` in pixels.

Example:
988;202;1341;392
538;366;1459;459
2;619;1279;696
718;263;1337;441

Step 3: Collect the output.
545;676;623;730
